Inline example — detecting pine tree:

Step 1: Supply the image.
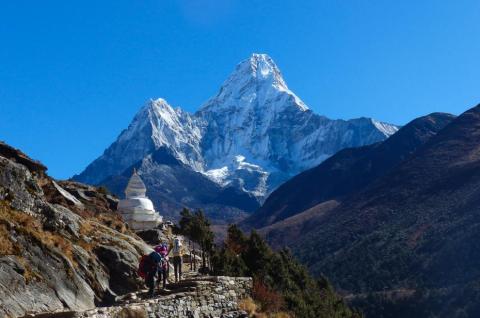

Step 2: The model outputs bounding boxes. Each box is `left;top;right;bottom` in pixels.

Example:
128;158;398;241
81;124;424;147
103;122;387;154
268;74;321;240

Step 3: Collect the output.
210;224;363;318
178;209;214;272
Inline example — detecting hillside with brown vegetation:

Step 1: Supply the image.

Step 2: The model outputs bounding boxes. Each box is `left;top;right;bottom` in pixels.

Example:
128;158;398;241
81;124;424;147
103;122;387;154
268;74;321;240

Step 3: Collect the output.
0;141;150;317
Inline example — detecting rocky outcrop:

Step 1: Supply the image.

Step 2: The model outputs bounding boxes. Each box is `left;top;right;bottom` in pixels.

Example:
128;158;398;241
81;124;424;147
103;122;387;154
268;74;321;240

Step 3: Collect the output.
0;141;47;178
135;229;169;245
0;142;151;317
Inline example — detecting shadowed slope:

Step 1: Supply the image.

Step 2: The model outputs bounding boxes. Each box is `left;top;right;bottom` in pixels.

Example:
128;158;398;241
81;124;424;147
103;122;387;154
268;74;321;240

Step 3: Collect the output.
244;112;454;229
290;104;480;317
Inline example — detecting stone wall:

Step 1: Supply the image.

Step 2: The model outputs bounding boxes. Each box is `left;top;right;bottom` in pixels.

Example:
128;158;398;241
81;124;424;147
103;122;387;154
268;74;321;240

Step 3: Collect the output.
70;276;252;318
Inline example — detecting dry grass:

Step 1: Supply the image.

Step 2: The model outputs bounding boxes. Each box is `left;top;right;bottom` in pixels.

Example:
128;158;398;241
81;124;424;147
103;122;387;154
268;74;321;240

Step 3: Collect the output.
0;223;16;255
269;313;291;318
39;230;74;262
78;218;135;254
16;256;43;283
0;203;75;265
254;312;291;318
0;206;46;283
239;297;292;318
114;307;147;318
239;297;258;315
78;221;96;252
252;280;285;313
96;213;128;233
79;220;95;236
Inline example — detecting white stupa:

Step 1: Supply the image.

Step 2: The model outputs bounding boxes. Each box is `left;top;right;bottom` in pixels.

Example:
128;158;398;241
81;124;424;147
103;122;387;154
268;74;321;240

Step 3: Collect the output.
117;169;163;231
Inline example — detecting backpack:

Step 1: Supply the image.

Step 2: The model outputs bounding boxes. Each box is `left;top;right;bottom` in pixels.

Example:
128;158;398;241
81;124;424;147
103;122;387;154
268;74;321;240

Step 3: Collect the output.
137;255;149;279
154;244;168;256
172;238;182;256
159;254;169;271
137;253;156;279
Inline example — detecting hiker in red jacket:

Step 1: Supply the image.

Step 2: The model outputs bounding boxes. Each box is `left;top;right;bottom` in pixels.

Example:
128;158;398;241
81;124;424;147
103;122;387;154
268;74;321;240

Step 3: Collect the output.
138;250;163;297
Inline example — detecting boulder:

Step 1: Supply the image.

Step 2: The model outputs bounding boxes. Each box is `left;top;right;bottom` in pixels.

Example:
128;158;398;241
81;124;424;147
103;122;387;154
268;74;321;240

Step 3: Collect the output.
94;244;143;295
135;229;168;245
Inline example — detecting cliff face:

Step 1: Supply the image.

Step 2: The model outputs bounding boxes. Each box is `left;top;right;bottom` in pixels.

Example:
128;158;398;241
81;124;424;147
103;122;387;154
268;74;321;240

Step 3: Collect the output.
0;142;151;317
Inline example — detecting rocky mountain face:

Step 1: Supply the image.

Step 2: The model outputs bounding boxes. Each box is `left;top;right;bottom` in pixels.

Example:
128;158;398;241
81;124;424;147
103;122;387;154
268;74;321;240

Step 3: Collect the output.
74;54;398;221
244;112;455;229
99;148;259;222
0;141;151;317
254;105;480;317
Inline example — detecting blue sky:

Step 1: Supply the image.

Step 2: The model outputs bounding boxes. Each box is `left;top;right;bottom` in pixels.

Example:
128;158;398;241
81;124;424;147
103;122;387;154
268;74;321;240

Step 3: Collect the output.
1;1;479;179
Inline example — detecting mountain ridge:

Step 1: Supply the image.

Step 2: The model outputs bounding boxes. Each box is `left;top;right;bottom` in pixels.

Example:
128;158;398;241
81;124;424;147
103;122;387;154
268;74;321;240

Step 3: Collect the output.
264;104;480;317
74;53;398;220
244;112;455;229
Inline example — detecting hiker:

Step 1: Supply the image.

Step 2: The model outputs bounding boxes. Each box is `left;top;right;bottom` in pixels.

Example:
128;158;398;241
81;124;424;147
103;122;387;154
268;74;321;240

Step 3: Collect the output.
154;242;169;289
141;250;163;297
170;237;183;283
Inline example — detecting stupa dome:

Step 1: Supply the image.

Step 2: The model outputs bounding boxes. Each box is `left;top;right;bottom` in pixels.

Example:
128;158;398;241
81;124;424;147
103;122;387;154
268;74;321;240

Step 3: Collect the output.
117;170;162;230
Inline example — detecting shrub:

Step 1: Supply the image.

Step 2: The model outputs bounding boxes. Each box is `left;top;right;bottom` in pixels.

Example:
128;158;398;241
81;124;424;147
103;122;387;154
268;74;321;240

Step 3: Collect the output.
97;186;111;195
239;297;257;315
211;224;362;318
253;280;285;313
270;313;291;318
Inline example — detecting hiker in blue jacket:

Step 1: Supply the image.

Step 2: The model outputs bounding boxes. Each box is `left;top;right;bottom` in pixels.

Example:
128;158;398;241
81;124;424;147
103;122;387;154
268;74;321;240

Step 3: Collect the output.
145;250;163;297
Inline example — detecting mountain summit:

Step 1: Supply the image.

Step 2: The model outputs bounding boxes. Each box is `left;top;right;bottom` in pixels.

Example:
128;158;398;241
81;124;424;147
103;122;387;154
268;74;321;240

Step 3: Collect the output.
74;53;398;221
201;53;307;112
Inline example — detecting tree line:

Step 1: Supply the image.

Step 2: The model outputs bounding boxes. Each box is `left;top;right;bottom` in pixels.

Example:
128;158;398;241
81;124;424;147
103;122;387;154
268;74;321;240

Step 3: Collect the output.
176;208;362;318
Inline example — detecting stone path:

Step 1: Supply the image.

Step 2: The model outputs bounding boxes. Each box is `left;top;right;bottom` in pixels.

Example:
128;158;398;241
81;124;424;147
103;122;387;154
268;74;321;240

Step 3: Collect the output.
23;275;252;318
21;234;252;317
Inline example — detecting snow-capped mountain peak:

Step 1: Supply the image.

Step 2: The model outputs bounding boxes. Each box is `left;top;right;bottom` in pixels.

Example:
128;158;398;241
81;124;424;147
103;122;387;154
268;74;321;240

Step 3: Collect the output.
201;53;308;113
371;118;399;136
74;53;399;212
147;98;186;133
246;53;287;88
142;98;203;171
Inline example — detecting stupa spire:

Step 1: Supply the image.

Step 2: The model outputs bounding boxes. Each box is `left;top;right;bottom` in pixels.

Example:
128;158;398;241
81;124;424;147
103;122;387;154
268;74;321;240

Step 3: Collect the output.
125;169;147;198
